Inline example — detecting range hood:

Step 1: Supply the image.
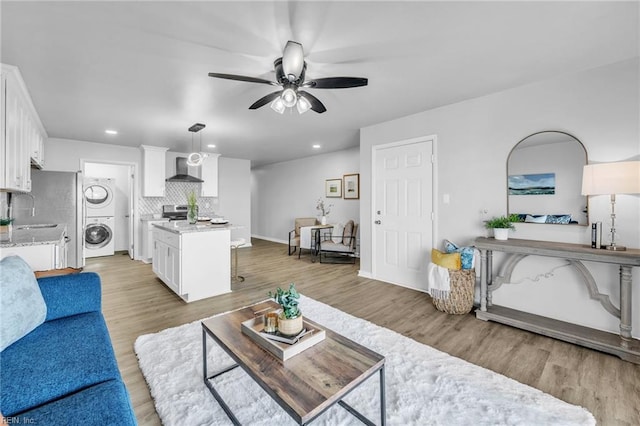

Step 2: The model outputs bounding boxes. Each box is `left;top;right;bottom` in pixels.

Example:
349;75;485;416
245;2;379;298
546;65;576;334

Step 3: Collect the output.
166;157;203;183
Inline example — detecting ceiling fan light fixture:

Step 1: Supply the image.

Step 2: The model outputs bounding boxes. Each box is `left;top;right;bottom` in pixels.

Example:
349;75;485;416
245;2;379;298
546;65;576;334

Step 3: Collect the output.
281;87;297;108
270;97;285;114
296;96;311;114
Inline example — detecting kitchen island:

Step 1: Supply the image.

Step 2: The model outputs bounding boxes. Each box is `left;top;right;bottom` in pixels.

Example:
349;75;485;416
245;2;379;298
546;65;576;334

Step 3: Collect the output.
152;221;232;302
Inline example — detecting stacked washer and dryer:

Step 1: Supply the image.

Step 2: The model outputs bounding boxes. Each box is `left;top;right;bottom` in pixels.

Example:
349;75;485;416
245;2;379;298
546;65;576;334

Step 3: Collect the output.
83;178;116;258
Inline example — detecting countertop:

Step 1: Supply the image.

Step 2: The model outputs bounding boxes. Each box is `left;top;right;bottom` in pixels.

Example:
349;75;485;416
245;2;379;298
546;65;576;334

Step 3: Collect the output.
0;224;66;248
140;214;168;222
153;220;238;234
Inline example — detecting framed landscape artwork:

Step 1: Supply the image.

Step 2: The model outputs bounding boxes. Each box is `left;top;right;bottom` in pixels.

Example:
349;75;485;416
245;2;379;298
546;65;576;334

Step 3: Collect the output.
343;173;360;199
508;172;556;195
325;179;342;198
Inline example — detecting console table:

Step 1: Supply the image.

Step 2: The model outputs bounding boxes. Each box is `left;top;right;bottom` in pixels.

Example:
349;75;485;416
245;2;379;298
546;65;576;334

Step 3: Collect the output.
475;237;640;364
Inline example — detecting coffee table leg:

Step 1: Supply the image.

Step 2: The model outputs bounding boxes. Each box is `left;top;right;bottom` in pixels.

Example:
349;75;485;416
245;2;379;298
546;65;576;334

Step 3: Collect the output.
202;329;242;425
380;365;386;426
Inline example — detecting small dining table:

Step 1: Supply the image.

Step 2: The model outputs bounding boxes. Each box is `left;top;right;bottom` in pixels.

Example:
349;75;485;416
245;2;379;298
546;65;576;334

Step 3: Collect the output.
299;224;334;261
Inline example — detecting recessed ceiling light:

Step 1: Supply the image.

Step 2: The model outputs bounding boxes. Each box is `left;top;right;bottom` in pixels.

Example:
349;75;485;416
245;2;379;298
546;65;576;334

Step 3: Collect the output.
105;129;118;135
312;144;321;149
207;144;216;148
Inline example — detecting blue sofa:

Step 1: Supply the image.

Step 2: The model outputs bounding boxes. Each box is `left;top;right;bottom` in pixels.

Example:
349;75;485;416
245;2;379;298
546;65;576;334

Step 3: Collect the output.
0;272;137;425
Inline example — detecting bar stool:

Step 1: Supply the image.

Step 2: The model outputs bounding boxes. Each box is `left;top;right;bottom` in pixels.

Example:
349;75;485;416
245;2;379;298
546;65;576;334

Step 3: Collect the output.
230;238;246;282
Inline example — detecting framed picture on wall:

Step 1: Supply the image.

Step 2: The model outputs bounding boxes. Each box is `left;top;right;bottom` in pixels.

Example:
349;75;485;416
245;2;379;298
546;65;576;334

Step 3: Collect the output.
508;172;556;195
325;179;342;198
343;173;360;199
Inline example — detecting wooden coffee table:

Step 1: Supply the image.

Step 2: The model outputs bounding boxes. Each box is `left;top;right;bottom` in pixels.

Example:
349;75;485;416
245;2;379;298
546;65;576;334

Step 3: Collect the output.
201;300;386;425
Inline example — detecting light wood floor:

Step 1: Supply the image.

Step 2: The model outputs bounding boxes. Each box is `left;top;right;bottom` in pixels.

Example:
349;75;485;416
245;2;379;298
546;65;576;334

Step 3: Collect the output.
85;238;640;426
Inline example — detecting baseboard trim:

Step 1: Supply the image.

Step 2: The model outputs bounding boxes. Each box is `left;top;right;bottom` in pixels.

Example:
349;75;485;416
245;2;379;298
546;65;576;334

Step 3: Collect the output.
358;270;373;279
251;234;288;245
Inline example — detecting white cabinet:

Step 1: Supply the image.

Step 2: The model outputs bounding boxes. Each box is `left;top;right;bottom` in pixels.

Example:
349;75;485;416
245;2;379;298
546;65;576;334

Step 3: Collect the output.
1;64;47;191
152;226;230;302
141;145;168;197
200;154;220;197
141;219;169;263
29;123;45;168
1;244;56;271
152;227;182;295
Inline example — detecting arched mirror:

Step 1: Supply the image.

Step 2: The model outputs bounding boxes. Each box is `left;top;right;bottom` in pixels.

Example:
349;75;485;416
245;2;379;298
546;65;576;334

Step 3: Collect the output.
507;131;588;225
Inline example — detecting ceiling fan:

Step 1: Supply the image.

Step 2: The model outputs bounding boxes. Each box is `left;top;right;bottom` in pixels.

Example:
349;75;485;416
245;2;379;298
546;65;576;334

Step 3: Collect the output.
208;41;368;114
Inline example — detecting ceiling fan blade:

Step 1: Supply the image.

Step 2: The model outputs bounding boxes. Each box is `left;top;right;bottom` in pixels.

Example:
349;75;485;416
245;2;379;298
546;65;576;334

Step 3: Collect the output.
302;77;368;89
208;73;277;86
248;91;283;110
282;41;304;81
298;91;326;113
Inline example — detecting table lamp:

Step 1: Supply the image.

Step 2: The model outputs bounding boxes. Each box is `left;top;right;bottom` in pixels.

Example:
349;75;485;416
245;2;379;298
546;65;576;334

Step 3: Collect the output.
581;161;640;251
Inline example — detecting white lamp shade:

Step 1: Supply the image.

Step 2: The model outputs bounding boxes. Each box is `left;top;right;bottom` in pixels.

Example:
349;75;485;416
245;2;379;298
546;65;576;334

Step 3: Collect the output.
581;161;640;195
296;96;311;114
282;41;304;81
281;88;297;108
270;97;285;114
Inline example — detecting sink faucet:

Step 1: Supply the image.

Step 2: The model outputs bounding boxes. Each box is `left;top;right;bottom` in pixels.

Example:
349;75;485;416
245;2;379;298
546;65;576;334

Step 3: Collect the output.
12;192;36;216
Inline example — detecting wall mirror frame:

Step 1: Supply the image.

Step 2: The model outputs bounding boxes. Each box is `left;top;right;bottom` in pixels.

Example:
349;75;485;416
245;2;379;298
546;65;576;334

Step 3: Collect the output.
507;130;589;226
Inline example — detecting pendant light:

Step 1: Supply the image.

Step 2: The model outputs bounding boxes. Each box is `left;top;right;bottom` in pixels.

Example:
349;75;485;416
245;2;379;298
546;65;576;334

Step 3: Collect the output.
186;123;206;167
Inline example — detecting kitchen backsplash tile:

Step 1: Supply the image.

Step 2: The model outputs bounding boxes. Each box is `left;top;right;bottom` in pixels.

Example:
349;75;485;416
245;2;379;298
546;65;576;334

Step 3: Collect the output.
138;182;217;215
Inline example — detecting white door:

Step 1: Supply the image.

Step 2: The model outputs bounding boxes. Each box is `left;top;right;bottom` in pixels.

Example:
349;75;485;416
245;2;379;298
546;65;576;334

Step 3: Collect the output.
372;137;435;291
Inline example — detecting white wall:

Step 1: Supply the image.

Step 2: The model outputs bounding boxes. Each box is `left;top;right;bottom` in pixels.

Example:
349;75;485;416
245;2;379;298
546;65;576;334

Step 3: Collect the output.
219;157;251;244
360;58;640;337
251;147;360;244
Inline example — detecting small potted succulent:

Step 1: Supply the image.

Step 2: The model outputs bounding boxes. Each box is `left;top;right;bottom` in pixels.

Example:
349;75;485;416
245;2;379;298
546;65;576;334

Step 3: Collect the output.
484;214;520;240
0;217;13;242
268;283;303;336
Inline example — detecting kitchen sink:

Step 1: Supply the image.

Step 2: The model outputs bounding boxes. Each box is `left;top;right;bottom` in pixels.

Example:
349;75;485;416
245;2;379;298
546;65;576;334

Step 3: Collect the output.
15;223;58;230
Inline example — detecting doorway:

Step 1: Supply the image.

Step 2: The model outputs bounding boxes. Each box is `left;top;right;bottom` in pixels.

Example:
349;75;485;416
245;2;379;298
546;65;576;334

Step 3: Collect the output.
371;136;437;291
82;161;137;259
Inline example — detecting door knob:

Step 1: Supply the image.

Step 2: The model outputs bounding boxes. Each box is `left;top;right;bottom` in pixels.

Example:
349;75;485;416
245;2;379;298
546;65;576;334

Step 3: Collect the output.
374;220;381;225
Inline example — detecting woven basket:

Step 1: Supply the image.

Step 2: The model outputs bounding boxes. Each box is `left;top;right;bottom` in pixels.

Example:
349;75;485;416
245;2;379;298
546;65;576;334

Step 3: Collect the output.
432;269;475;315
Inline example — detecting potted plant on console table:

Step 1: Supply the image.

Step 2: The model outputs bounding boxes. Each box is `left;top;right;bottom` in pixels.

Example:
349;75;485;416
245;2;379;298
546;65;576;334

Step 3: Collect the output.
269;283;303;337
484;214;520;241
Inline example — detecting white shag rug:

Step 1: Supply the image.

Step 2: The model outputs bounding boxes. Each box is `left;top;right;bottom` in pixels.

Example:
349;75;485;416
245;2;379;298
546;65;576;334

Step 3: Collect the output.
134;295;595;426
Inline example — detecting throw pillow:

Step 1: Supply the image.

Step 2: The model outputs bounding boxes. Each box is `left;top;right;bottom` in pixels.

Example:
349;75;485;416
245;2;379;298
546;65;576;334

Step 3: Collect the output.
431;249;461;270
0;256;47;351
331;223;344;244
443;239;474;270
546;214;572;224
342;220;354;245
525;214;547;223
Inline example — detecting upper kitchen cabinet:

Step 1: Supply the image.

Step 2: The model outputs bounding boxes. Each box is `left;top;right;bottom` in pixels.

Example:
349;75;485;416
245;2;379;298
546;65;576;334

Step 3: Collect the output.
1;64;48;192
141;145;169;197
200;154;220;197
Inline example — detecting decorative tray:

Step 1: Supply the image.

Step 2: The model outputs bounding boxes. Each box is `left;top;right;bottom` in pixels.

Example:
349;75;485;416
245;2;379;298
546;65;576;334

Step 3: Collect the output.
241;316;326;362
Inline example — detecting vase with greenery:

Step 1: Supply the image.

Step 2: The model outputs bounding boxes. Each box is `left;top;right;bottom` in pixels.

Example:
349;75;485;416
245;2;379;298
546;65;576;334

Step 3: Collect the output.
484;214;520;240
268;283;303;336
187;190;198;224
316;198;333;226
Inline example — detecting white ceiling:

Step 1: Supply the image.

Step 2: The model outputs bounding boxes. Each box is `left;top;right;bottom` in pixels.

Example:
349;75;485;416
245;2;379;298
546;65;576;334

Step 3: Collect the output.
1;1;637;167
